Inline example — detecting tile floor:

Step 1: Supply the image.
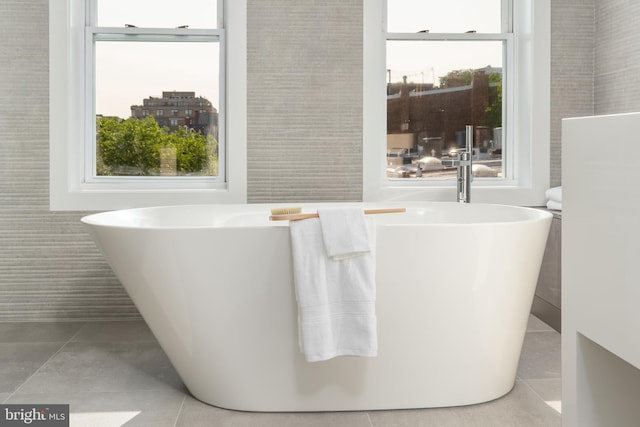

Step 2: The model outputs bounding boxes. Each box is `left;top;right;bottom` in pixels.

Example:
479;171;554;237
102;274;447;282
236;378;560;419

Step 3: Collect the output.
0;315;561;427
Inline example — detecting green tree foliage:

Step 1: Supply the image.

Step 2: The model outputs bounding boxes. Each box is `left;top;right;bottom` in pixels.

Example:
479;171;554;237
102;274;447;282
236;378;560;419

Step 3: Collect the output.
98;116;163;175
439;69;473;88
485;77;502;129
439;70;503;129
165;126;209;173
96;116;214;176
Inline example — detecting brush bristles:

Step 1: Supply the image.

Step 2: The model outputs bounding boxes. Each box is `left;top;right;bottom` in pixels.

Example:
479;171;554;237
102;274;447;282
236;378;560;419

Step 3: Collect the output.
270;207;302;215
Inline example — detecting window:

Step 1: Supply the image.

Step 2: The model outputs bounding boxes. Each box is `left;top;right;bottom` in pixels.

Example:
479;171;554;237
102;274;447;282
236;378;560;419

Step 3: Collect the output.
363;0;550;205
49;0;247;210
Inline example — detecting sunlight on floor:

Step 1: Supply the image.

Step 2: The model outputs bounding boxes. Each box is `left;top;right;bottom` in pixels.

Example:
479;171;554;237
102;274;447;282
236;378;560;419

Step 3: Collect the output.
546;400;562;414
70;411;140;427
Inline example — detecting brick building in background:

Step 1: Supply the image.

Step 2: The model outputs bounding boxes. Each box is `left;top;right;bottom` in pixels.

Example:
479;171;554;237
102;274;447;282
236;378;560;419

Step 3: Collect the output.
386;68;501;159
131;91;218;140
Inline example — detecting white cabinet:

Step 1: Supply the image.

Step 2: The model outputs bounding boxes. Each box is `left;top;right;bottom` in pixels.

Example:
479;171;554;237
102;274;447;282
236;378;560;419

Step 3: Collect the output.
562;112;640;427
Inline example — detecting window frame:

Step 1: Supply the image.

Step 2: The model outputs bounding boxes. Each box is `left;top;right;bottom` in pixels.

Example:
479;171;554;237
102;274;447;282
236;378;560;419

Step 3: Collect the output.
49;0;247;210
363;0;550;206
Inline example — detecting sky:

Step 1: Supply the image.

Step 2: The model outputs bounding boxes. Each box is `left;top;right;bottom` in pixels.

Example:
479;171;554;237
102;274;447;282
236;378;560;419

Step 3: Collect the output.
95;0;503;118
96;0;217;28
387;0;501;33
95;41;219;118
387;40;503;86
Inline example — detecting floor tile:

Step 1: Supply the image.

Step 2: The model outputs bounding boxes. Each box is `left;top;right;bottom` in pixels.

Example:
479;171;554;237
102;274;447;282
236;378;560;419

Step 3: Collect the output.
71;320;156;343
526;314;554;332
16;341;184;395
517;331;561;380
0;322;85;343
0;342;64;393
368;380;560;427
7;389;185;427
175;396;374;427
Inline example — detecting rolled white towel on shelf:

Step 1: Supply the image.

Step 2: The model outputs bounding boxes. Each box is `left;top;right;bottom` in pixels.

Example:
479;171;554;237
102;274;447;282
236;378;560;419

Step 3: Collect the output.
545;186;562;203
546;200;562;211
545;186;562;211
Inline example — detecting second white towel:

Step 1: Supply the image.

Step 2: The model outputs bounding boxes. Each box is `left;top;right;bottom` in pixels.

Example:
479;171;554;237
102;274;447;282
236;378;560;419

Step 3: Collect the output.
317;207;372;260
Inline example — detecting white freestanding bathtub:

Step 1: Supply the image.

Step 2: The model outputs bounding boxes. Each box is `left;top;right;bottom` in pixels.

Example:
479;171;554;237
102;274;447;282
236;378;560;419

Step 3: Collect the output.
82;202;552;412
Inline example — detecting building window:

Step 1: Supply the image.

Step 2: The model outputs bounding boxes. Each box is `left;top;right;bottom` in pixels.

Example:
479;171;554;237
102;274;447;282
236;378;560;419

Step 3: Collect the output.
363;0;550;205
49;0;247;209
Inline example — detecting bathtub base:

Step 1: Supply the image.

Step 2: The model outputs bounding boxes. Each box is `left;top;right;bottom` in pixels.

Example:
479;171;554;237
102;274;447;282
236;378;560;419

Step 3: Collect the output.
173;300;527;413
184;356;519;412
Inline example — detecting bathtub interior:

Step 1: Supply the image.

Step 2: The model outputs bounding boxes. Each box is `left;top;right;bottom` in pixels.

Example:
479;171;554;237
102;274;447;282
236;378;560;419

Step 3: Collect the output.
81;201;551;229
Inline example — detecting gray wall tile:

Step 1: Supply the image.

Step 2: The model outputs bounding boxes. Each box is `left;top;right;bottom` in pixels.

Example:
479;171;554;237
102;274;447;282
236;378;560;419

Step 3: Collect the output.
550;0;595;187
594;1;640;114
0;0;139;321
246;0;362;202
594;1;640;111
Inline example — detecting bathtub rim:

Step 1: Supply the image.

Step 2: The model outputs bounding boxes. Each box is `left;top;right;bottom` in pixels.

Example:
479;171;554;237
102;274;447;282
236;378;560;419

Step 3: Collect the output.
80;201;553;230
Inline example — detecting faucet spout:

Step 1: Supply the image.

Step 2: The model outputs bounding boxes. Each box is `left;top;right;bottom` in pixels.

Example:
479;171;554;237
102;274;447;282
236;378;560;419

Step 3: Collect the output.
457;125;473;203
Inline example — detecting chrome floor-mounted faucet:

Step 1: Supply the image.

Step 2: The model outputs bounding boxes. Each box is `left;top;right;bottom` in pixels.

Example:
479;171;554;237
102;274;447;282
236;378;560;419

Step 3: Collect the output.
443;125;473;203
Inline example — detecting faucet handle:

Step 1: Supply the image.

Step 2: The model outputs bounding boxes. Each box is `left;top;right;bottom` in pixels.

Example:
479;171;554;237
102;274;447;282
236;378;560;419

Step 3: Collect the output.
457;150;472;166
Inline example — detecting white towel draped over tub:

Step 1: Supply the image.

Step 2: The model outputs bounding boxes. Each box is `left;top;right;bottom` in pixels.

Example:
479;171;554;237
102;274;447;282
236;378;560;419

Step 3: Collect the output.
289;208;377;362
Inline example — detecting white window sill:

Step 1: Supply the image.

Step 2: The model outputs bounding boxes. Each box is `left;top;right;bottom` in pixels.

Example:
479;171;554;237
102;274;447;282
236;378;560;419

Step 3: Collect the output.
49;186;243;211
